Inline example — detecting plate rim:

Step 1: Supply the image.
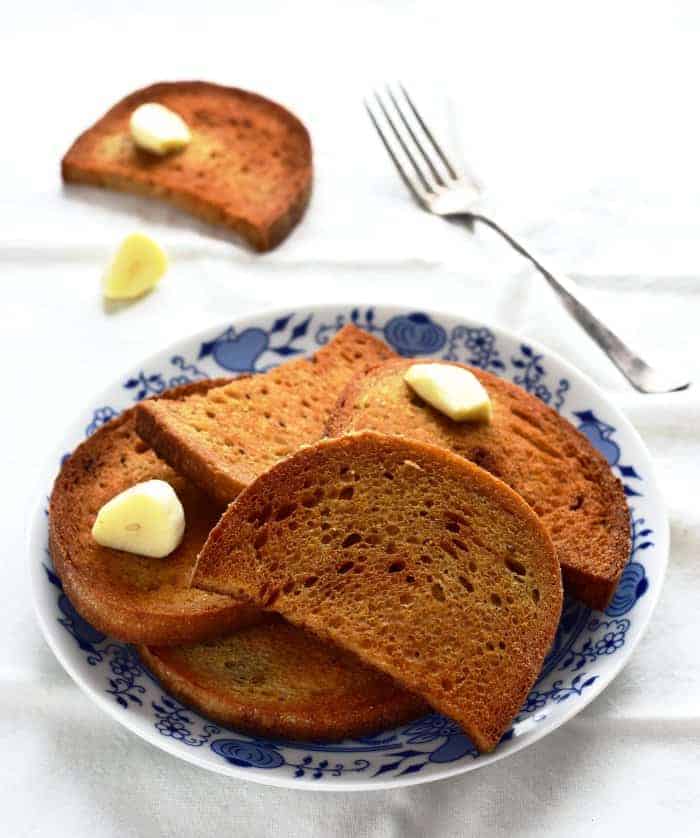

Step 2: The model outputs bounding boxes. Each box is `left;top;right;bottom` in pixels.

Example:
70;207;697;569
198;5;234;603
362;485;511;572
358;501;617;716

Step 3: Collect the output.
28;301;670;791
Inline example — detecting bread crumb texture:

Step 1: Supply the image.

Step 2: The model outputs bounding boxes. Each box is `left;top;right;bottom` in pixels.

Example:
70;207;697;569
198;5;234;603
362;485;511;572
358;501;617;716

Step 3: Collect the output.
193;431;563;752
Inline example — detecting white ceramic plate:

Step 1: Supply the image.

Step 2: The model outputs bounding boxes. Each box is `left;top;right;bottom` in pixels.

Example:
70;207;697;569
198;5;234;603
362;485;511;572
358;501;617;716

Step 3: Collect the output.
29;304;668;791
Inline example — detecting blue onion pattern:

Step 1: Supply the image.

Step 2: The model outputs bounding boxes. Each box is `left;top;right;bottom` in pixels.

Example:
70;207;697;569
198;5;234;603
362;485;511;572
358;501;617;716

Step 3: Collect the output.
383;313;447;356
41;307;655;781
211;739;285;769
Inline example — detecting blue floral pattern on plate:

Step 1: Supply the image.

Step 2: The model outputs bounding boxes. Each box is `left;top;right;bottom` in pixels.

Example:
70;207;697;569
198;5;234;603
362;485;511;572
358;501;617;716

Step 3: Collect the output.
34;305;665;789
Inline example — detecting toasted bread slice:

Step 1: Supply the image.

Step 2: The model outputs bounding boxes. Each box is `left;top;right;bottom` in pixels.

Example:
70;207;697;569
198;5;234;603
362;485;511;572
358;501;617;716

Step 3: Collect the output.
139;617;428;741
327;360;630;610
62;81;312;251
49;380;262;646
192;432;562;753
135;325;396;506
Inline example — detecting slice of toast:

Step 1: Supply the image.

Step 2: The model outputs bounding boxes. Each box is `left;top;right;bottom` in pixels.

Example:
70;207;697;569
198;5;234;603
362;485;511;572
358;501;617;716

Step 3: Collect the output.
135;325;396;505
49;380;262;645
192;432;563;753
139;618;428;741
327;360;630;611
62;81;312;251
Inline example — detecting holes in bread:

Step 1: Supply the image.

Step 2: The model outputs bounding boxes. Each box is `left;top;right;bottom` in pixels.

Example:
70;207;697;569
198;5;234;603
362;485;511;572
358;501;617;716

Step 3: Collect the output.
458;575;474;593
499;640;507;650
419;554;432;565
339;486;354;501
337;561;354;574
469;560;478;573
339;465;350;476
275;504;296;522
439;539;458;560
205;410;216;420
383;471;394;480
569;494;584;511
490;593;502;607
452;538;469;553
282;580;295;594
388;560;405;573
505;557;527;576
446;511;469;529
342;532;362;549
133;440;149;454
445;520;459;533
531;588;540;604
250;504;272;527
301;488;323;508
253;530;268;550
386;524;399;536
303;576;318;587
431;583;446;602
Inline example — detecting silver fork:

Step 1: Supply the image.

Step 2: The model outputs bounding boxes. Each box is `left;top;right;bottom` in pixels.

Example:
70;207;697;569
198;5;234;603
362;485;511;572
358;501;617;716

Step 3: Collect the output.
365;85;690;394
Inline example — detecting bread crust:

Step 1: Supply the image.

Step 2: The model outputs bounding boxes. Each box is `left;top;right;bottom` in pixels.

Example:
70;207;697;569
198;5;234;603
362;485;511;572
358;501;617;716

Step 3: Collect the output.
62;81;312;251
327;359;631;610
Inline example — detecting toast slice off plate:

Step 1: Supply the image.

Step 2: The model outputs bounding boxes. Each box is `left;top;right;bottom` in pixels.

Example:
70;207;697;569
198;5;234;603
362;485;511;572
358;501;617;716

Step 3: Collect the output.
62;81;312;251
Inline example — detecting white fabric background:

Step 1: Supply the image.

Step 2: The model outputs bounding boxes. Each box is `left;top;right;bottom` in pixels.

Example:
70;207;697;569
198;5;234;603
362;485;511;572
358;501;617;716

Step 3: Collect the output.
2;1;699;835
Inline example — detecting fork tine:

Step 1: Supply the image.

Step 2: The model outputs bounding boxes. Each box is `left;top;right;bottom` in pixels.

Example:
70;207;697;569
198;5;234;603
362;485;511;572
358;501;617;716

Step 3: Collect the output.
385;85;445;186
364;100;429;206
398;83;460;179
372;92;435;194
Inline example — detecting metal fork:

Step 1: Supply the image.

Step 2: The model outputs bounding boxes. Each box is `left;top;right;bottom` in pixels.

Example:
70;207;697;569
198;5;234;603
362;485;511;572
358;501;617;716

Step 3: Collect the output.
366;85;690;394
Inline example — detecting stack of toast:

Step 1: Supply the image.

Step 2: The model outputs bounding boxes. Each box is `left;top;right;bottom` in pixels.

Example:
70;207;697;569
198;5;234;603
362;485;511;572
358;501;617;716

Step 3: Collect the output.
49;324;630;752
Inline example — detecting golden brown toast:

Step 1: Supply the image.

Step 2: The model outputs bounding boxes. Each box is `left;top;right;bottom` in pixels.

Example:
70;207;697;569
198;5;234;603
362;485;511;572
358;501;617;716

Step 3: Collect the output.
139;618;428;741
49;380;262;645
328;359;630;611
62;81;312;251
135;325;396;506
192;432;563;753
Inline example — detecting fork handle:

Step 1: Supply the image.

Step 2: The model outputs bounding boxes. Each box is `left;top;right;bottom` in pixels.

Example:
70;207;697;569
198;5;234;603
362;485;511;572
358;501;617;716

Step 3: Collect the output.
473;215;690;394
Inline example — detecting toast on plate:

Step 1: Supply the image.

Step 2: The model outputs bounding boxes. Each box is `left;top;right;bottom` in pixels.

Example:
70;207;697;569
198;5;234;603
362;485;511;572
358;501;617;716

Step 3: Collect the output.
139;617;428;741
328;359;630;610
135;325;396;506
192;432;563;752
49;380;261;645
62;81;312;251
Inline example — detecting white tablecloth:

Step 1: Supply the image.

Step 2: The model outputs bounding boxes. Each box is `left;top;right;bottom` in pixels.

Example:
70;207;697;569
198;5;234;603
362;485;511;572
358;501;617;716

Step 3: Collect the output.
2;2;699;835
